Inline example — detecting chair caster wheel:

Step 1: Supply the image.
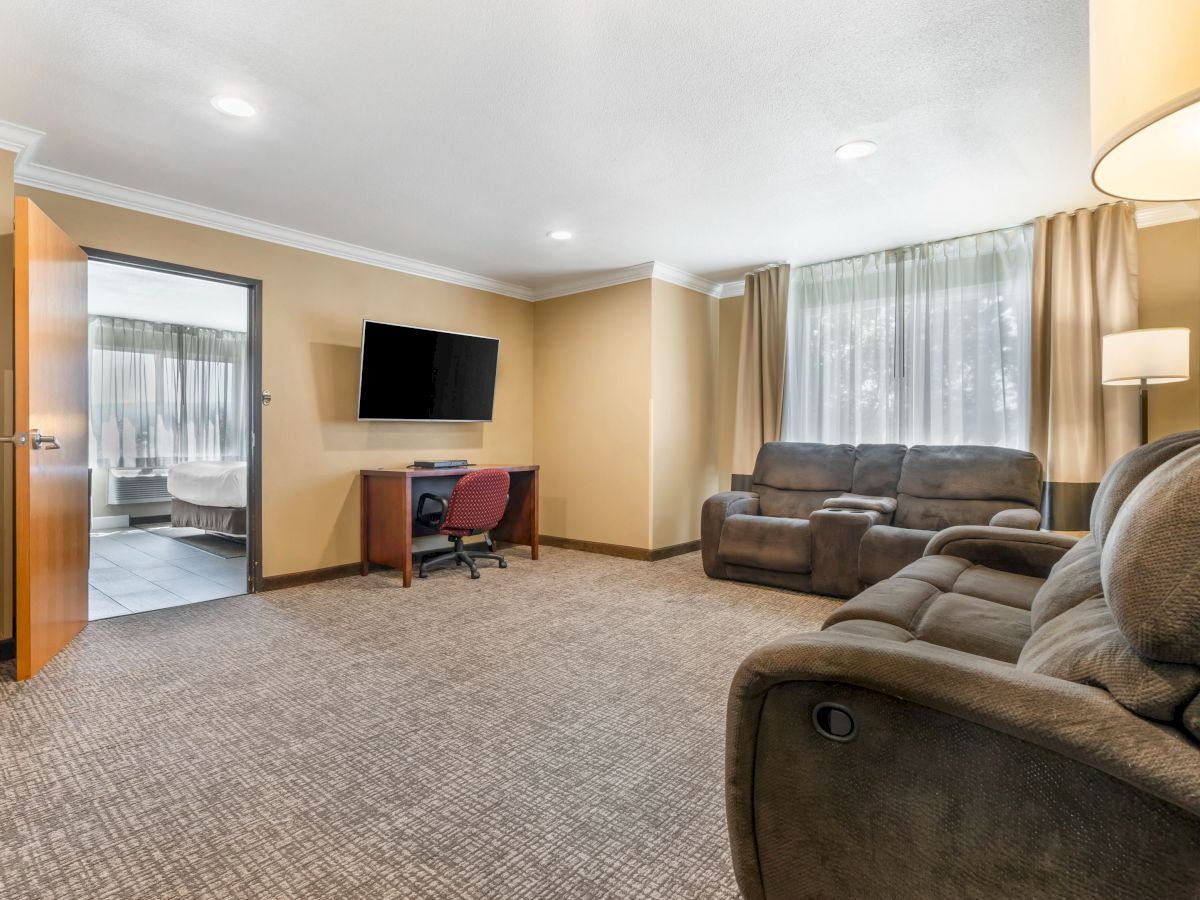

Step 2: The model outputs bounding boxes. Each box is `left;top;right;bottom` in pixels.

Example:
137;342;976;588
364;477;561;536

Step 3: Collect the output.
499;559;508;568
471;570;480;579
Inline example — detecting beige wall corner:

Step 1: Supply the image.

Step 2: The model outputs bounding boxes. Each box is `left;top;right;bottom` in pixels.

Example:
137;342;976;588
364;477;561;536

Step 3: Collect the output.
650;279;718;549
533;280;652;548
18;186;534;579
716;295;743;492
1138;219;1200;439
0;150;14;642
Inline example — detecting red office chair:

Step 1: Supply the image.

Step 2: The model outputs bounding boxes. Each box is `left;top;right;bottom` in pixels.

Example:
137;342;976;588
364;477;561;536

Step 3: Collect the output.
416;469;510;579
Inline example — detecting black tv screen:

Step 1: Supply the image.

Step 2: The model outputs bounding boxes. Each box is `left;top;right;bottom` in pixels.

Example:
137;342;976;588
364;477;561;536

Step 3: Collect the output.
357;321;499;422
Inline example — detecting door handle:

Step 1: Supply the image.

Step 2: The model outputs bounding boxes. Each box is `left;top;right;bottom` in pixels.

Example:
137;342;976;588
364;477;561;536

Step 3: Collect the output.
0;432;28;446
31;431;60;450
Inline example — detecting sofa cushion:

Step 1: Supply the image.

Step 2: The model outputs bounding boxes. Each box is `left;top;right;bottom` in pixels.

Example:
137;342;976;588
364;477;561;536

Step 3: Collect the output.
1019;597;1200;725
1102;445;1200;665
951;566;1043;611
850;443;906;497
718;514;812;574
1090;430;1200;549
1029;533;1103;631
755;486;843;520
858;525;935;585
824;557;1033;663
894;445;1041;531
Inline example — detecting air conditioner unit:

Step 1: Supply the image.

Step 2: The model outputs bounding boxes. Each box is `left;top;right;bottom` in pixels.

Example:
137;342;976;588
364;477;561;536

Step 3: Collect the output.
107;467;171;505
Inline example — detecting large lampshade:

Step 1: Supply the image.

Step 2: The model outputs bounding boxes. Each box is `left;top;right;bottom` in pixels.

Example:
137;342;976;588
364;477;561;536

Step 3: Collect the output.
1101;327;1191;385
1090;0;1200;200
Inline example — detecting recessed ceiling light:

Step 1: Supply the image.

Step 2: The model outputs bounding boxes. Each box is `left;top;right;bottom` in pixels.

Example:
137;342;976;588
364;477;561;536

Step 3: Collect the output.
547;230;573;240
211;95;256;118
835;140;877;160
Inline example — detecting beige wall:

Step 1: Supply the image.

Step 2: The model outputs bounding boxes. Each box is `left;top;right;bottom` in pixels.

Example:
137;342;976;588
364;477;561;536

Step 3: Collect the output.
532;280;652;548
19;186;534;578
1138;219;1200;440
716;294;743;491
650;280;718;548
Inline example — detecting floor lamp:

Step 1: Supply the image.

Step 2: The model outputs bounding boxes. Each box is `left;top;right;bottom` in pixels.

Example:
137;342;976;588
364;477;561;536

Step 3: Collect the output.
1102;328;1191;445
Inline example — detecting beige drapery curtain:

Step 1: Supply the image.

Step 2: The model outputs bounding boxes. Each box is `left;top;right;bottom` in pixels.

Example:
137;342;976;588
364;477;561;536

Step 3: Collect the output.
732;264;791;476
1030;201;1140;530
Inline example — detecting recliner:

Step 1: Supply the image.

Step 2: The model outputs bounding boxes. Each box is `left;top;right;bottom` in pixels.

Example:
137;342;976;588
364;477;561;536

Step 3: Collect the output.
724;431;1200;900
703;441;1043;597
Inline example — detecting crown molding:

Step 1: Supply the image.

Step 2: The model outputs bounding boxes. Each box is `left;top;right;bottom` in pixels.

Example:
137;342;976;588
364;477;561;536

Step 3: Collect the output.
1135;201;1200;229
0;118;726;304
17;161;535;300
648;262;721;297
531;261;722;301
717;280;745;298
0;120;45;168
529;262;656;301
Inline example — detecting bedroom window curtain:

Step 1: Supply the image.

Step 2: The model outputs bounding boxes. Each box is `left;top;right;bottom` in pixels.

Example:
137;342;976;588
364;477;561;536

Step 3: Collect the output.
89;315;247;467
781;223;1034;448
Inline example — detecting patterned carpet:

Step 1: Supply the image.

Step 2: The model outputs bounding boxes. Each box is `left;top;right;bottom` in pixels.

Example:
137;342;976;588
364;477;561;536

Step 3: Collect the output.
0;547;838;899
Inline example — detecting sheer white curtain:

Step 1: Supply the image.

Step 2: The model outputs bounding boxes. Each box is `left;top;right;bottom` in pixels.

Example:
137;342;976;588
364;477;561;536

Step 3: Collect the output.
782;224;1034;448
781;252;900;443
89;316;247;467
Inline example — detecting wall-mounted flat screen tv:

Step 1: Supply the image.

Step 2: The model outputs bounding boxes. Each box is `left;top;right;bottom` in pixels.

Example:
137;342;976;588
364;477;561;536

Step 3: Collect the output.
357;320;499;422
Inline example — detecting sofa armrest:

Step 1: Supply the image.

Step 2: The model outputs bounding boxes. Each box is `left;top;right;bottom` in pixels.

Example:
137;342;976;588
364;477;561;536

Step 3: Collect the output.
989;507;1042;529
923;525;1077;579
726;631;1200;900
809;508;883;598
822;493;897;518
701;491;759;577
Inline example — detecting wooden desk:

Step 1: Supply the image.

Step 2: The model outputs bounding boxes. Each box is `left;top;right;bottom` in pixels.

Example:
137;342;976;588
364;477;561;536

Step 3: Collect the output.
360;465;539;586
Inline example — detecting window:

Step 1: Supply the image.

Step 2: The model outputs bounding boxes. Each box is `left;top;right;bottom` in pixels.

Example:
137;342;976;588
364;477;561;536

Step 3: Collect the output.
89;316;247;467
781;224;1033;448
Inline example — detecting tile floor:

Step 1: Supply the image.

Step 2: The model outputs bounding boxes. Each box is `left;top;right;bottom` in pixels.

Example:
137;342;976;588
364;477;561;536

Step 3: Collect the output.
88;526;248;620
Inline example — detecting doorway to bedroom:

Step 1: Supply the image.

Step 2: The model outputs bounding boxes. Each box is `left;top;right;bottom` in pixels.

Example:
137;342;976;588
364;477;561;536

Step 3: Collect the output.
83;252;262;620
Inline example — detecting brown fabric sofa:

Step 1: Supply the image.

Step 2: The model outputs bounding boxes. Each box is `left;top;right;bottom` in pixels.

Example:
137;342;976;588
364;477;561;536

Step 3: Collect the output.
725;431;1200;900
702;441;1043;597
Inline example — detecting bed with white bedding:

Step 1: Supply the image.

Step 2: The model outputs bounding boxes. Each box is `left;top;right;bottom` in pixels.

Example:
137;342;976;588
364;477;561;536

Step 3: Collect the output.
167;460;247;535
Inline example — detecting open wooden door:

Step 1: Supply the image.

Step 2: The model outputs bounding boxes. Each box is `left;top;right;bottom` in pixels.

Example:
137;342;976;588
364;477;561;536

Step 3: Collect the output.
11;197;89;679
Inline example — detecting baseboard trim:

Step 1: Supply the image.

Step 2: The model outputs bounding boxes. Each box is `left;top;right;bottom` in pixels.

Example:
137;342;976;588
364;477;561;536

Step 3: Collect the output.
261;562;361;591
540;535;700;562
648;539;701;561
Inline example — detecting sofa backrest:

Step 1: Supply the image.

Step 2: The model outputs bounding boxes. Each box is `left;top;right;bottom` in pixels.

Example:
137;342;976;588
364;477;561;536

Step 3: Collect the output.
850;443;907;497
893;445;1042;531
1089;429;1200;549
1019;444;1200;740
752;442;854;518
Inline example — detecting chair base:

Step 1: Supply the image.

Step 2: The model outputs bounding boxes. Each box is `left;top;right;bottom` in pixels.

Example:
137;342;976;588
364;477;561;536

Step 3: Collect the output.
418;536;507;580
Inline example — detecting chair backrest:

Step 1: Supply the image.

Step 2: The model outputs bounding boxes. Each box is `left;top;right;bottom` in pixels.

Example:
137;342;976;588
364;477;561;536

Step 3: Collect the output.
893;445;1042;531
444;469;510;533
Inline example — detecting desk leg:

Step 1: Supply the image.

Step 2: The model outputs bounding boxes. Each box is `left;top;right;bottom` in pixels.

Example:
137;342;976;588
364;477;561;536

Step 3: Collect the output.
359;475;370;575
530;469;539;560
401;476;413;587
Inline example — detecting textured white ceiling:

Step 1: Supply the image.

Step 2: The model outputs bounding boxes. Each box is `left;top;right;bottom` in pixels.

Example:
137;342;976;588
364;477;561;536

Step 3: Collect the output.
1;0;1102;294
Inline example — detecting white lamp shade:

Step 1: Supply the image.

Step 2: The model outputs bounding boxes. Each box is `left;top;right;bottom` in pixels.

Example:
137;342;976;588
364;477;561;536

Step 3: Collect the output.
1090;0;1200;200
1102;327;1191;385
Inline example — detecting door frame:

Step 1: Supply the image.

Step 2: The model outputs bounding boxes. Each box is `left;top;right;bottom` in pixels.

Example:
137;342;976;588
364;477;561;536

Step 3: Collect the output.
82;248;265;593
